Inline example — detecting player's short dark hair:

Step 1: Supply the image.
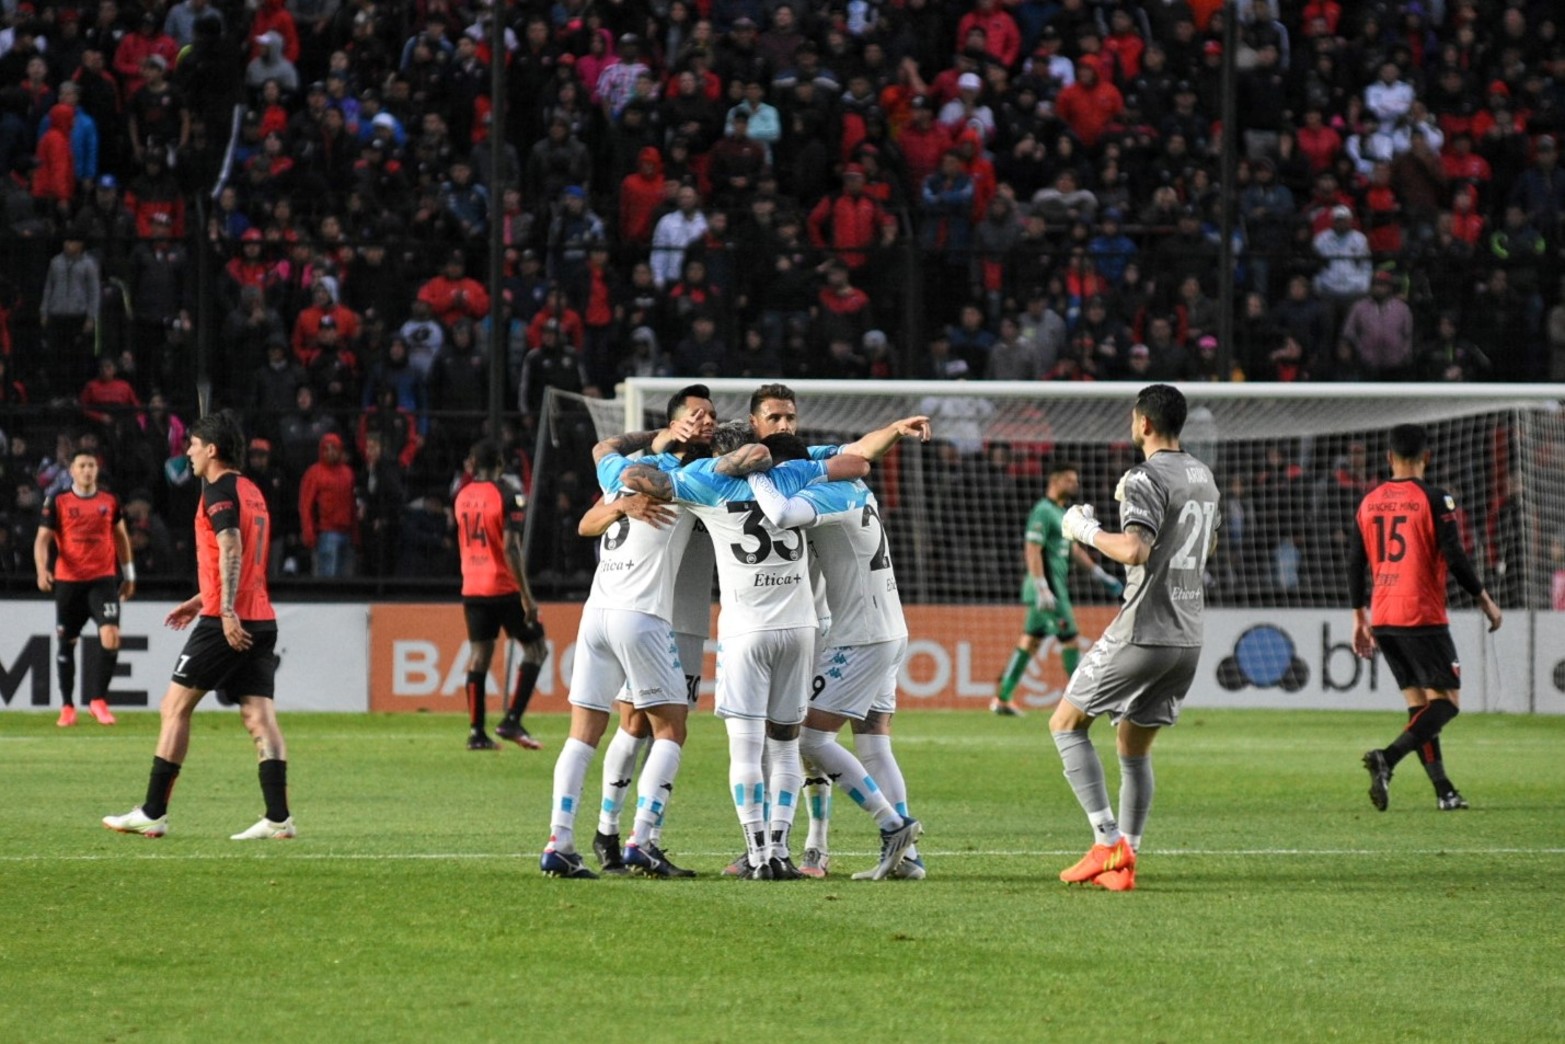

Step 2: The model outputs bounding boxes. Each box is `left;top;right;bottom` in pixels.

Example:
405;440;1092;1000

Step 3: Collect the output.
710;419;755;456
748;382;796;418
1389;423;1428;460
1047;459;1080;479
470;438;503;472
69;447;96;464
1135;384;1187;437
666;383;711;425
761;433;809;463
189;410;244;466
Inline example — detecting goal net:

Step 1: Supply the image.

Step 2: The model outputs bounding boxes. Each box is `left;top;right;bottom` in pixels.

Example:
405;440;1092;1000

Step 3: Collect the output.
530;380;1565;711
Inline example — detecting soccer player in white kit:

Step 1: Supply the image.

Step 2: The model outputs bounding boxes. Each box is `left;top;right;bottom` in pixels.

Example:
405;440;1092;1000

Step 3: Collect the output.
622;421;867;879
745;382;932;878
747;433;924;881
574;387;718;876
540;392;717;879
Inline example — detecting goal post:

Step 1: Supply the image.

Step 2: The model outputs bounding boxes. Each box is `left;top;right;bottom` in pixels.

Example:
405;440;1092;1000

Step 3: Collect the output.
551;379;1565;712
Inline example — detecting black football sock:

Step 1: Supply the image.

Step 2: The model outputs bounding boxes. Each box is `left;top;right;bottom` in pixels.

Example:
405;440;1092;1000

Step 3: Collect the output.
143;756;181;818
57;643;76;706
96;647;120;702
505;662;543;723
1385;701;1459;769
259;759;290;822
465;672;486;730
1409;707;1455;795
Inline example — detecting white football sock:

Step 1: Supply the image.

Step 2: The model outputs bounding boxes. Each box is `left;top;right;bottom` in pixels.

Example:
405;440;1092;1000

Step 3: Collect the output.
596;728;644;836
629;739;681;848
803;755;833;853
766;734;803;860
726;718;766;863
801;728;901;830
547;738;595;854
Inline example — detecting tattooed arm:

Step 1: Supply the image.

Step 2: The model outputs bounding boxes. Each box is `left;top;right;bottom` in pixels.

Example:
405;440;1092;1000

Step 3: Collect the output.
215;528;253;650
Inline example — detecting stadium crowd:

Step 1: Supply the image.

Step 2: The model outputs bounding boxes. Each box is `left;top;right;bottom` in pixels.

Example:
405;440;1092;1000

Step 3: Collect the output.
1;0;1565;586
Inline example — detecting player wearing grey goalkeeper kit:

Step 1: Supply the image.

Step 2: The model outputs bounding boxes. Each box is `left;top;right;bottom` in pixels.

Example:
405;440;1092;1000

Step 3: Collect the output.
1048;384;1220;892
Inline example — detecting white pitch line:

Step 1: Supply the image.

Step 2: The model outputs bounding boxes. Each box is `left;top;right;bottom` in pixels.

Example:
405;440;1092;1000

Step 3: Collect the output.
1;847;1561;863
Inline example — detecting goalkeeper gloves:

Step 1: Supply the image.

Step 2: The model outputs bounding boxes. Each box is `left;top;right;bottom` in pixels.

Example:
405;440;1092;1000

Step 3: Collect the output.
1061;504;1102;546
1033;580;1057;611
1092;565;1124;597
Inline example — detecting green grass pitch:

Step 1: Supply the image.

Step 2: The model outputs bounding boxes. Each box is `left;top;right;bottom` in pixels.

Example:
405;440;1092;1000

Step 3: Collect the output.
3;709;1562;1042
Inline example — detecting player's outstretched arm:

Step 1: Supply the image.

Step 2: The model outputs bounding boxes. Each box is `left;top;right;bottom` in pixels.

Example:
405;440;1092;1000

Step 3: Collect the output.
839;415;932;461
824;453;870;481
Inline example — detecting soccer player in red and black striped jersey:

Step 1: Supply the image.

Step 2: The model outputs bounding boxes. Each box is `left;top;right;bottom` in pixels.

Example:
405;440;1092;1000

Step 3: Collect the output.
1349;423;1502;813
34;448;135;727
453;439;546;751
103;411;297;840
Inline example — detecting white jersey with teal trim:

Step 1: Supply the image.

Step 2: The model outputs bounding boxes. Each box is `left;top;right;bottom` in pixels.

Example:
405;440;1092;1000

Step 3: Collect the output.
666;458;827;636
587;452;696;619
790;479;907;646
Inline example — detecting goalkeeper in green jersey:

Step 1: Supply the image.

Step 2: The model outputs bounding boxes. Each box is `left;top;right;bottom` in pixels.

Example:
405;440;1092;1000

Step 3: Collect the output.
993;461;1123;716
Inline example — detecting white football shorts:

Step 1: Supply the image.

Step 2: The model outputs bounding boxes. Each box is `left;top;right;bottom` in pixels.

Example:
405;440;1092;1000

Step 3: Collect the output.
714;627;814;724
810;638;906;720
568;608;685;712
615;630;707;706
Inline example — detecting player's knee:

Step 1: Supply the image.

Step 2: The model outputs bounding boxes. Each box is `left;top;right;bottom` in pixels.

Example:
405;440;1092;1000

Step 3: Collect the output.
99;627;120;650
521;639;548;664
852;710;892;735
798;726;837;760
1020;635;1043;652
466;641;494;673
647;707;687;744
1048;700;1087;733
1058;631;1079;645
766;721;800;741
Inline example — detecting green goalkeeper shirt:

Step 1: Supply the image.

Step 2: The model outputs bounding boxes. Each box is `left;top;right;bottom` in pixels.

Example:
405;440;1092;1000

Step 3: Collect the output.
1022;496;1071;604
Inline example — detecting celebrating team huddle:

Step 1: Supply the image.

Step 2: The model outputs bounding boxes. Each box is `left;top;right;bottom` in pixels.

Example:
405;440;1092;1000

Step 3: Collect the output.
541;383;928;881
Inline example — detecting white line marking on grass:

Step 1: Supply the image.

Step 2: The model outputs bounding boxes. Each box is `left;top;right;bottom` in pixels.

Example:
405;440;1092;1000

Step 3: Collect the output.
4;847;1562;863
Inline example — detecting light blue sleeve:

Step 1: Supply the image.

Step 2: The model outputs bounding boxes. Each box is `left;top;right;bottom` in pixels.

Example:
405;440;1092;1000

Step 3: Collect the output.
769;459;829;496
669;466;751;506
596;453;631;495
798;480;869;517
807;445;843;461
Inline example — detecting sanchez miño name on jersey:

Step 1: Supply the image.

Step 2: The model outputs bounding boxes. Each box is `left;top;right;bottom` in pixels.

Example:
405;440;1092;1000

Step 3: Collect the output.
1350;477;1484;632
666;458;828;637
1104;450;1219;647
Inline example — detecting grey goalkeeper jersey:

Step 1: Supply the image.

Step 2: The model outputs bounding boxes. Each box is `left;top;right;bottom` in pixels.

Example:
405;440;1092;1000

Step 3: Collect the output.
1103;449;1220;648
